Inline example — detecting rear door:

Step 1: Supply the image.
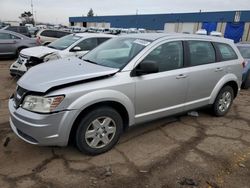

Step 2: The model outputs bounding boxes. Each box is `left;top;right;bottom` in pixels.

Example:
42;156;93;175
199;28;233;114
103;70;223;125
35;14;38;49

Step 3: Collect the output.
0;32;16;55
184;40;225;111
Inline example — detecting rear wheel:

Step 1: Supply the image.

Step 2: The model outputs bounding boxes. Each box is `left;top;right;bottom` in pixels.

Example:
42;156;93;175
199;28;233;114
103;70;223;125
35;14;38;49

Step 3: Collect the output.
212;86;234;116
75;106;123;155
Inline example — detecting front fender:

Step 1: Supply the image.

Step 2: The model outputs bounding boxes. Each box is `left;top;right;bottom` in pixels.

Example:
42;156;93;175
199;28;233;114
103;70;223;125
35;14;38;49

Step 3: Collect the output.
68;89;135;126
209;73;240;104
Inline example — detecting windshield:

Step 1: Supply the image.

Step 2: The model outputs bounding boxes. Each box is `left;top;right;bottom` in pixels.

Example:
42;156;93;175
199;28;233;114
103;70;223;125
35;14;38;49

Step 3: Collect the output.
48;34;81;50
82;37;151;69
237;46;250;59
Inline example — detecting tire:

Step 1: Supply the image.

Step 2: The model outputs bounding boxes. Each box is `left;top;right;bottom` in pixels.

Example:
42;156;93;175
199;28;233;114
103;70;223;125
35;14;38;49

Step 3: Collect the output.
75;106;123;155
242;72;250;89
212;86;234;117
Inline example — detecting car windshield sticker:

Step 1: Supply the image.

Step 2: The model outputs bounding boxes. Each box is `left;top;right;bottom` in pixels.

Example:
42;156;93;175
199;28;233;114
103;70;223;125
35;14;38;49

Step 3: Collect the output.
133;39;151;46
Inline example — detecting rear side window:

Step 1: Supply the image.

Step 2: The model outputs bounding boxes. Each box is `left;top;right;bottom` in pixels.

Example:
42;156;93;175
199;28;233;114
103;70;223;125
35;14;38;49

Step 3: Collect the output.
188;41;216;66
40;30;57;38
0;33;11;39
76;38;98;51
217;43;238;61
98;38;110;45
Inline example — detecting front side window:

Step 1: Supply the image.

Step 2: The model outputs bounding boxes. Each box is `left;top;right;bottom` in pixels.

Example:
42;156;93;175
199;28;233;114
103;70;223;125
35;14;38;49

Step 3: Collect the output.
188;41;216;66
82;37;151;69
217;43;238;61
142;41;184;72
48;35;81;50
76;38;98;51
0;33;11;39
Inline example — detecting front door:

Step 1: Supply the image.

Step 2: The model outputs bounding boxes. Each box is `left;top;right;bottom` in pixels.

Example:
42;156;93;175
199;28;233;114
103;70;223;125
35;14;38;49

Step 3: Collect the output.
133;41;188;124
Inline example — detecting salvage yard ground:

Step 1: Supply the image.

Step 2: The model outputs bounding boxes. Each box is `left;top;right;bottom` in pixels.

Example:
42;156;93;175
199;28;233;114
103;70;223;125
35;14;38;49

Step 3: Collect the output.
0;58;250;188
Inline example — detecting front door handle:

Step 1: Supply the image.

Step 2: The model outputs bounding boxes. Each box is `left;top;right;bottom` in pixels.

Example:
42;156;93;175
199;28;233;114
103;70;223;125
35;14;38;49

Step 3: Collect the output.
215;67;223;72
176;74;187;79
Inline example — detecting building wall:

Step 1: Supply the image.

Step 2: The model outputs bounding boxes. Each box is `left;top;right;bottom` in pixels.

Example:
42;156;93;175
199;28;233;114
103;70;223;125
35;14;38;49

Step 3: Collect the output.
70;11;250;42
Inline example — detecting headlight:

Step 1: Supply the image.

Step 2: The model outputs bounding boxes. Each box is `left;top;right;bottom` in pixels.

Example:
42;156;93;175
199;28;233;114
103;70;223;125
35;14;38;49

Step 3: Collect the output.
43;53;60;62
22;95;64;113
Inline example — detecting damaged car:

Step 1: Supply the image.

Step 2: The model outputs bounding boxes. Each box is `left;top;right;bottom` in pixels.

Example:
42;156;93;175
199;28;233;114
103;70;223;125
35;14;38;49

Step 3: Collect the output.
9;33;114;76
9;33;243;155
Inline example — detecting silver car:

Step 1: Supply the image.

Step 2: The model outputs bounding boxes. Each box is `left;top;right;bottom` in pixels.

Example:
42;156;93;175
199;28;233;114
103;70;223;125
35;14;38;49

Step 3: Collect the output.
0;30;37;57
9;33;243;155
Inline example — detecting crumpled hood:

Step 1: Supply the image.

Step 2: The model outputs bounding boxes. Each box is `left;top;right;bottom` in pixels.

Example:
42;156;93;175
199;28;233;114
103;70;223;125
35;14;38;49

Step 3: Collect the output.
18;57;119;93
20;46;59;58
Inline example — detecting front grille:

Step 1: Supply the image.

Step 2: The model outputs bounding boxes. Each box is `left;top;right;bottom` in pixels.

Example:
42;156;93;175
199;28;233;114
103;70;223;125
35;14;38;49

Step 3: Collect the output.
14;86;28;108
17;129;38;143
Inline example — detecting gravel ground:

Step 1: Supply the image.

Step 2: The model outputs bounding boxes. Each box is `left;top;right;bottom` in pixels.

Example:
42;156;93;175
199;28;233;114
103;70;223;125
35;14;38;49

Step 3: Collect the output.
0;58;250;188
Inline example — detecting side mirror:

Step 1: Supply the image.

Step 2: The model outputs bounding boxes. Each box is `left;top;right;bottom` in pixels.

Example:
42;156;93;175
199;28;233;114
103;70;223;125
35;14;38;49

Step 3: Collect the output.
135;60;159;76
71;46;81;52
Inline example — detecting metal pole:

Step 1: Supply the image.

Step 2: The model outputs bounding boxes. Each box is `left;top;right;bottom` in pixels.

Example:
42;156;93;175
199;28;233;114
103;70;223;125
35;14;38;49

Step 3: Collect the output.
31;0;35;25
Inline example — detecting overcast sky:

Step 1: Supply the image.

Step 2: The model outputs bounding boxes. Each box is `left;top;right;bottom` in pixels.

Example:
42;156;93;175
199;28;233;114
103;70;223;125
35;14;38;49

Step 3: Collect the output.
0;0;250;25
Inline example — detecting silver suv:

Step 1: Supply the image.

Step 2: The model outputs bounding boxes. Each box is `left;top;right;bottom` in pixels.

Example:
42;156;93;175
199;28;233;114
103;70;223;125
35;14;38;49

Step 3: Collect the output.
9;33;243;155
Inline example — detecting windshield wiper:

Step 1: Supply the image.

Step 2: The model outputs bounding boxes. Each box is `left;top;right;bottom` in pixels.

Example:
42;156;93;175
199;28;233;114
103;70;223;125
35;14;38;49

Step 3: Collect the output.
83;59;98;65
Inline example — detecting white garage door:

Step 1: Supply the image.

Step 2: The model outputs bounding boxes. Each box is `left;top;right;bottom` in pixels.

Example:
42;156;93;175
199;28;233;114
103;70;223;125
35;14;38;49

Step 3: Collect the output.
181;23;195;33
164;23;176;33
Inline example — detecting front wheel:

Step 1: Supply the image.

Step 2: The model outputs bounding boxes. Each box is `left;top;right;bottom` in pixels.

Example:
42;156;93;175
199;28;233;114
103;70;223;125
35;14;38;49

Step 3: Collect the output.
75;106;123;155
212;86;234;117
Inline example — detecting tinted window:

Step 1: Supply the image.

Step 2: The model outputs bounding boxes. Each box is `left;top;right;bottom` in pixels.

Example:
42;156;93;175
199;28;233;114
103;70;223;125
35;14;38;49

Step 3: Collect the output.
98;38;110;44
57;31;70;38
0;33;11;39
142;41;183;72
188;41;215;66
76;38;98;51
41;30;57;38
217;43;238;61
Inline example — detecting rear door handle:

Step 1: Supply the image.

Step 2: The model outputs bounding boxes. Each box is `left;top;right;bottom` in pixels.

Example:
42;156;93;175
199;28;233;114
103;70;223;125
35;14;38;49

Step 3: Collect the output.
215;67;223;72
176;74;187;79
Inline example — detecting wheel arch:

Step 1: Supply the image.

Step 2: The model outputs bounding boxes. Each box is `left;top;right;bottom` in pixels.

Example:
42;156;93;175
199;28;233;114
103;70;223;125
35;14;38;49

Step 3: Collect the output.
66;90;135;145
209;74;239;104
68;100;130;145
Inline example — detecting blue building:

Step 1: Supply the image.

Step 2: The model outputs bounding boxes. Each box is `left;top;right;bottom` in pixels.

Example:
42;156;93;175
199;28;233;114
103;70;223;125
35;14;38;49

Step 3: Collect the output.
69;11;250;42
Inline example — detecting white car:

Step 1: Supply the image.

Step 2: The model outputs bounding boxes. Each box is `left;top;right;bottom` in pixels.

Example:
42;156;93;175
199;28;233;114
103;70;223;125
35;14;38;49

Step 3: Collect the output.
10;33;114;76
